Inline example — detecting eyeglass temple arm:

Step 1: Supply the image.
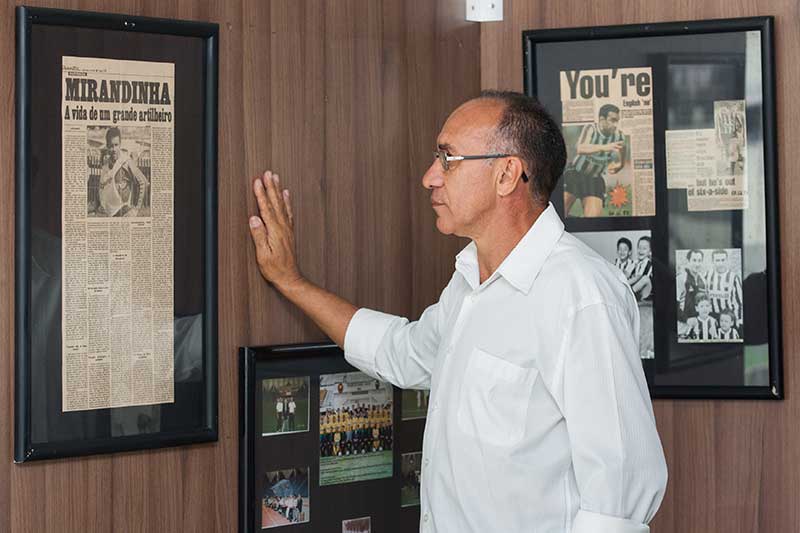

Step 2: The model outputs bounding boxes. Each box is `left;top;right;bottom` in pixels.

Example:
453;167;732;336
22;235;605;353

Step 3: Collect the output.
446;153;511;161
446;154;528;182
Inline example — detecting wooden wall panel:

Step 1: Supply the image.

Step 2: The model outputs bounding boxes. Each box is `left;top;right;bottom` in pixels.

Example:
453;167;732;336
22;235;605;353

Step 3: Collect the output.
407;0;480;316
0;0;480;531
481;2;800;532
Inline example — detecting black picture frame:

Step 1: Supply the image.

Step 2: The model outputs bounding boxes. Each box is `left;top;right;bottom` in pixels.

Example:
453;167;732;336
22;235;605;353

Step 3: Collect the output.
523;17;782;399
15;6;219;462
240;344;423;533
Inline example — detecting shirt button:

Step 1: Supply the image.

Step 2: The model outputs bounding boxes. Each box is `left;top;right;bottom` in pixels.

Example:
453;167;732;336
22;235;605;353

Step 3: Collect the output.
424;458;430;467
423;513;429;523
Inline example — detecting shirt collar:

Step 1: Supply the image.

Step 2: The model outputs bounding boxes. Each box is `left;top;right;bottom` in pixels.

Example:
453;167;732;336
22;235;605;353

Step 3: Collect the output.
455;203;565;294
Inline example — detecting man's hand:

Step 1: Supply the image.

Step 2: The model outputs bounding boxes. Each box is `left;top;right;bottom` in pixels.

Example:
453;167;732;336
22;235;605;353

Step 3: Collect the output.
249;170;302;289
247;169;357;347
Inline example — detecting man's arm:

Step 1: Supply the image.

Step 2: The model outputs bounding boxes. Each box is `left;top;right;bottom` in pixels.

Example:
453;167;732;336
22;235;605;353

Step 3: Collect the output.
248;171;356;347
608;137;627;174
125;158;150;209
99;156;126;188
247;171;443;389
576;124;625;155
558;299;667;532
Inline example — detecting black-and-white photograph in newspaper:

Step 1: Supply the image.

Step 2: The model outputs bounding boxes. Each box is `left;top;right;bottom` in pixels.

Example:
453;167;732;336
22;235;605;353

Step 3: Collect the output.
676;248;744;343
61;56;174;412
715;100;746;178
559;67;655;218
87;125;152;218
574;230;654;359
261;467;310;529
665;99;748;211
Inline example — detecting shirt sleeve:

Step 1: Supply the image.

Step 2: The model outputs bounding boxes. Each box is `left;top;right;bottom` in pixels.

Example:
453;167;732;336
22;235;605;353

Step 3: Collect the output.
560;301;668;533
343;278;454;390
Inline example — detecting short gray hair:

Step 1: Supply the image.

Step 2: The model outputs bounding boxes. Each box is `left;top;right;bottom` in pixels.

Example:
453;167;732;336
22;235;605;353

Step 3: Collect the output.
478;90;566;205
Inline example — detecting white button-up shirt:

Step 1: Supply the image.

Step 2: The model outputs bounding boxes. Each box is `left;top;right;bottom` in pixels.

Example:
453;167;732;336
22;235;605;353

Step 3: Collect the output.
344;204;667;533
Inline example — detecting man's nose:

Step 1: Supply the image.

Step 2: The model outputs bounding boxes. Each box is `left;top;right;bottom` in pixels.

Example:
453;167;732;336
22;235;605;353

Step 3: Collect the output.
421;160;444;190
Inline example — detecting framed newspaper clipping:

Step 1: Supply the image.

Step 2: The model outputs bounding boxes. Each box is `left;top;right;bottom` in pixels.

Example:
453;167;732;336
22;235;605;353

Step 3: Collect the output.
15;7;219;461
240;344;423;533
523;17;782;399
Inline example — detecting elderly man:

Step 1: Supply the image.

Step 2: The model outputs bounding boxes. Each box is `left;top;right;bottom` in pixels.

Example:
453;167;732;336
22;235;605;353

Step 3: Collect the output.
248;91;667;532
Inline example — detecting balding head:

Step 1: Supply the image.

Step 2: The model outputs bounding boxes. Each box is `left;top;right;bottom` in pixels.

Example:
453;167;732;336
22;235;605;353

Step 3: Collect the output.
471;91;567;206
422;91;563;238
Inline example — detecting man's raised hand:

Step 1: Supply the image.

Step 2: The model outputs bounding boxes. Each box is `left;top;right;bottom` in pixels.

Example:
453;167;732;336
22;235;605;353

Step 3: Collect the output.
249;170;301;289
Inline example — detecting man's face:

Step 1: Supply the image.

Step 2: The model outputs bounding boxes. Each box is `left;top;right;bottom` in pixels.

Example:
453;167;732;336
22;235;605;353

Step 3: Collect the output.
697;300;711;318
719;313;734;331
599;111;620;136
617;243;630;260
713;252;729;273
107;134;121;164
688;252;704;274
638;239;651;259
421;99;504;238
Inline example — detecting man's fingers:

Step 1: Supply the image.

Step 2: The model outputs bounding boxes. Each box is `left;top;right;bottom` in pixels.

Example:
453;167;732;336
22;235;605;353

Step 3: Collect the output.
273;175;289;221
249;216;271;255
283;189;293;226
265;173;288;221
254;176;277;225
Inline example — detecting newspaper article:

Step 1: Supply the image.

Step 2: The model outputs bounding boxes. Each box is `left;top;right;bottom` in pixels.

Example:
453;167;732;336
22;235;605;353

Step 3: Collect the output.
665;129;716;189
61;56;175;412
560;67;656;217
665;100;748;211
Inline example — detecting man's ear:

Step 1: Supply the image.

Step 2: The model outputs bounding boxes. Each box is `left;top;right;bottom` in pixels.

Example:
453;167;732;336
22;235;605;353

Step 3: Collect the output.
496;157;526;197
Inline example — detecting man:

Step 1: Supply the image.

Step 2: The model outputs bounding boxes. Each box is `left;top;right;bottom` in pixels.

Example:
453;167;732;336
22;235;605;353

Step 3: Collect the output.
248;91;667;532
275;395;284;432
563;103;626;217
677;249;707;324
704;249;743;328
295;493;304;522
96;127;149;217
287;396;297;431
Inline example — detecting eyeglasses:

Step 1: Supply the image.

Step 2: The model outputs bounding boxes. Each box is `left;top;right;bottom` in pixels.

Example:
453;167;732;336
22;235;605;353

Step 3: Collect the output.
433;149;529;182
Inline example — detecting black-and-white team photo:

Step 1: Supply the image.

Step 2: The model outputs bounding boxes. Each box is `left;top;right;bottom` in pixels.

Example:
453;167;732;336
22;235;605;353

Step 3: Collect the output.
86;125;152;218
675;248;743;343
574;230;654;359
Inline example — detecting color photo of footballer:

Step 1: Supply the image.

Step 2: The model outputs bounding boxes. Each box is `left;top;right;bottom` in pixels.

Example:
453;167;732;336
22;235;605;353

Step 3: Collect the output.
261;467;310;529
562;108;635;218
319;371;393;486
676;248;743;343
574;230;654;359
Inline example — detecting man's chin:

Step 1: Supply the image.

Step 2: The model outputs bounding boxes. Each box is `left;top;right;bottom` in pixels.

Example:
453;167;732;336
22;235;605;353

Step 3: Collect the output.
434;217;455;236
